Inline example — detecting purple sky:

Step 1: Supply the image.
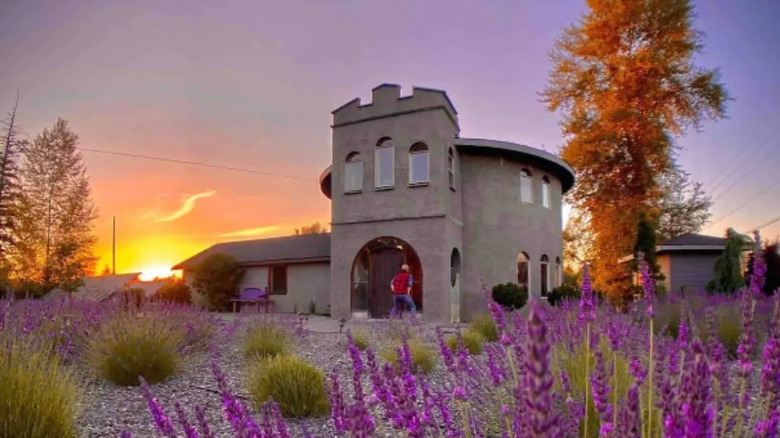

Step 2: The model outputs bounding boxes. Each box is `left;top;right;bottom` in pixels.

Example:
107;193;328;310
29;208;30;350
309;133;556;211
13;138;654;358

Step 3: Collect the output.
1;0;779;272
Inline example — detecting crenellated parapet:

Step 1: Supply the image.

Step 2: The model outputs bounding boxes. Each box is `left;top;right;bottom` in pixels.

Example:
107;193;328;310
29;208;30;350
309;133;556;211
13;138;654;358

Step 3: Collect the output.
331;84;459;129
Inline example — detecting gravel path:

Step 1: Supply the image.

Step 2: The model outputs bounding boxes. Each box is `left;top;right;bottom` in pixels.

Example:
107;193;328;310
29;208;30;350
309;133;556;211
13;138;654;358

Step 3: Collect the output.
72;318;465;438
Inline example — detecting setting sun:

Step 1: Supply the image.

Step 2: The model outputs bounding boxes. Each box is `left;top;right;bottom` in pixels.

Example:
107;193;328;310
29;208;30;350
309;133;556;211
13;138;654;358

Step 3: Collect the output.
138;265;178;281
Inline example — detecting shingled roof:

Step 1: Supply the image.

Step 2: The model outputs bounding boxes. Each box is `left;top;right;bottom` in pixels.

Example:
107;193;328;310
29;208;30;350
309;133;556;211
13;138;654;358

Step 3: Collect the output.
44;273;142;302
659;233;728;247
172;233;331;270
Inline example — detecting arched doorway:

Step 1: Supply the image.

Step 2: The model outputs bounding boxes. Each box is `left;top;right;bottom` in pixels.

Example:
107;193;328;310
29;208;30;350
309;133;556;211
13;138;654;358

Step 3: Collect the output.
351;237;423;318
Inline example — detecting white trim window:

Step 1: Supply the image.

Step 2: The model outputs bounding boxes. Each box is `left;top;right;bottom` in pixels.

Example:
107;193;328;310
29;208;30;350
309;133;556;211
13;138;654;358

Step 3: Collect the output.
409;142;430;185
555;256;562;287
375;138;395;188
520;169;533;203
542;176;551;208
344;152;363;192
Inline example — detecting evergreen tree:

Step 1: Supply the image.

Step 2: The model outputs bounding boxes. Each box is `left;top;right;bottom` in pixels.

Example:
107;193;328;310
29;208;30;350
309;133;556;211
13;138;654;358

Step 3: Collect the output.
0;97;23;264
706;228;751;294
543;0;728;298
10;118;98;289
631;211;663;281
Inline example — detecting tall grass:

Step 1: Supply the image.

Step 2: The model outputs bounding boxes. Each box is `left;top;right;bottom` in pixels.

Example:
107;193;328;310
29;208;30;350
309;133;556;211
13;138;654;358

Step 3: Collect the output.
242;322;290;360
83;314;186;385
0;336;82;438
247;354;330;418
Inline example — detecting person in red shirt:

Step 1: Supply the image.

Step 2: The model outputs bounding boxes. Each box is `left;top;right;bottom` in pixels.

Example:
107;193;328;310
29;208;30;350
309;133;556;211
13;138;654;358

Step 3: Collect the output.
390;264;416;318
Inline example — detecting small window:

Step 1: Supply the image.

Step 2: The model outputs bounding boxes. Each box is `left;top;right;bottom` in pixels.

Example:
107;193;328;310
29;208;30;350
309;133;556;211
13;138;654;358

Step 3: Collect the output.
542;176;551;208
520;169;533;203
270;265;287;295
375;137;395;188
344;152;363;193
517;252;529;290
540;255;549;297
555;257;561;287
409;142;430;185
448;147;455;189
450;248;461;287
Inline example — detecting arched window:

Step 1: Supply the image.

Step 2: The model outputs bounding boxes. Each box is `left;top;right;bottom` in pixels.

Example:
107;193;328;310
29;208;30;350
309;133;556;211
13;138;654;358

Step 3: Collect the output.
520;169;533;203
555;257;562;287
448;147;455;189
409;142;430;184
450;248;461;287
540;255;549;297
375;137;395;188
517;252;529;290
542;176;551;208
344;152;363;193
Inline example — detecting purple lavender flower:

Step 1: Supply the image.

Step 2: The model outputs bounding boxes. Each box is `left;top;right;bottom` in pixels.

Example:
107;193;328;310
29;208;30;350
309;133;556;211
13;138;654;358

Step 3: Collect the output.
629;357;647;386
590;350;612;428
173;402;200;438
119;432;132;438
616;384;641;437
579;264;595;324
522;301;559;437
139;376;177;438
607;320;623;351
637;252;656;318
749;229;767;297
194;406;215;438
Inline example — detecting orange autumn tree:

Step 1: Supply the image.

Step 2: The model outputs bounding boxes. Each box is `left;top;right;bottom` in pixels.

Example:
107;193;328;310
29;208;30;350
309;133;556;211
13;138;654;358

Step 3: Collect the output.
542;0;728;299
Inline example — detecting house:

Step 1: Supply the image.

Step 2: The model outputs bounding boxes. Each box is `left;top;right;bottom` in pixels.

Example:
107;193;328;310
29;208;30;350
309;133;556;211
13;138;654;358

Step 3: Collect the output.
44;273;142;302
132;279;175;300
172;233;331;314
620;233;728;293
173;84;575;322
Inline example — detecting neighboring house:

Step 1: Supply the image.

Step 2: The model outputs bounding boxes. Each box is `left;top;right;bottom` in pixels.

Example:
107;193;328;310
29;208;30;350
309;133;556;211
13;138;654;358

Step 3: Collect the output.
173;84;575;322
132;279;174;299
172;233;331;314
620;233;728;293
44;273;142;302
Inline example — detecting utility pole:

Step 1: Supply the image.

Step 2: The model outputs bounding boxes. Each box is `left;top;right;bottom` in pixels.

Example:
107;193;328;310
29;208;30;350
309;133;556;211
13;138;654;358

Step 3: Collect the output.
112;216;116;275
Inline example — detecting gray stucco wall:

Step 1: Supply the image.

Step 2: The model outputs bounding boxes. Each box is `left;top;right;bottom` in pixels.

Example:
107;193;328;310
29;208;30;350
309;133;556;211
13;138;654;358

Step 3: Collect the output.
666;253;720;293
459;154;564;320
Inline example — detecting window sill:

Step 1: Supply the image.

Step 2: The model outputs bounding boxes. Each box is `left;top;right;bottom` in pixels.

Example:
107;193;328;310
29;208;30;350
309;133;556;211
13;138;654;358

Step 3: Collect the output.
344;189;362;195
375;185;395;191
408;181;430;188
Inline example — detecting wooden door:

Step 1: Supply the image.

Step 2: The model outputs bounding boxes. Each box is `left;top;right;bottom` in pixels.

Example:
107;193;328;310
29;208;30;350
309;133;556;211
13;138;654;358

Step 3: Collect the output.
369;248;403;318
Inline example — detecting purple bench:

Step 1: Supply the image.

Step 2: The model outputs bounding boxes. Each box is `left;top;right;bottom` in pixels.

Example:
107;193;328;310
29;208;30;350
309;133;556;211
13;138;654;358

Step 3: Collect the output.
230;287;274;313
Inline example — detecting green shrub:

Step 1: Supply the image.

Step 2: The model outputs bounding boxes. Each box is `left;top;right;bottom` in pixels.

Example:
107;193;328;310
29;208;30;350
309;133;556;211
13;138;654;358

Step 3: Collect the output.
548;283;581;306
156;282;192;305
192;253;244;311
446;329;485;355
243;323;289;360
491;282;528;310
84;314;185;385
469;312;499;342
248;354;330;418
382;338;437;374
351;329;369;351
0;338;81;438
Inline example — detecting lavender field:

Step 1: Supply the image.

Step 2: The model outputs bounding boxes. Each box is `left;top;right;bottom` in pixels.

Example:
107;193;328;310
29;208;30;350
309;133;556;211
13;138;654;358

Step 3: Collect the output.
2;253;779;438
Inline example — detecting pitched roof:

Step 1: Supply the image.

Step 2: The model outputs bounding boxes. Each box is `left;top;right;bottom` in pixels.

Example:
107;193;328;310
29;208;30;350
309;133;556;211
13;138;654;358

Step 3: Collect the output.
44;273;141;301
659;233;727;248
172;233;331;270
130;280;174;298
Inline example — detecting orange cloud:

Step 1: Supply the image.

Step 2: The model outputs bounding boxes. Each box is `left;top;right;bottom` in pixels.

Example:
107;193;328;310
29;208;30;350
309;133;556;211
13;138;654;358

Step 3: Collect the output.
153;190;216;223
216;225;279;238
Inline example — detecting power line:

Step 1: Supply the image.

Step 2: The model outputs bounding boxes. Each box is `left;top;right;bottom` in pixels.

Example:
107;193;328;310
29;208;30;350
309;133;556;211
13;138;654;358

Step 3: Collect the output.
78;147;318;182
711;142;779;203
707;137;771;196
707;175;780;230
748;215;780;233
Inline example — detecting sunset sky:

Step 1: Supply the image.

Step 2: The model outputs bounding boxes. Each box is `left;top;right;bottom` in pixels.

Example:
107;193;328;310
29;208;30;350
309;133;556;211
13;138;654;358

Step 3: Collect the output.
2;0;779;280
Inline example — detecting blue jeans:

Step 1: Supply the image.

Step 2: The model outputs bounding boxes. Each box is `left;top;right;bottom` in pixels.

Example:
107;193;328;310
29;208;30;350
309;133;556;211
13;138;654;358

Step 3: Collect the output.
393;294;416;318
